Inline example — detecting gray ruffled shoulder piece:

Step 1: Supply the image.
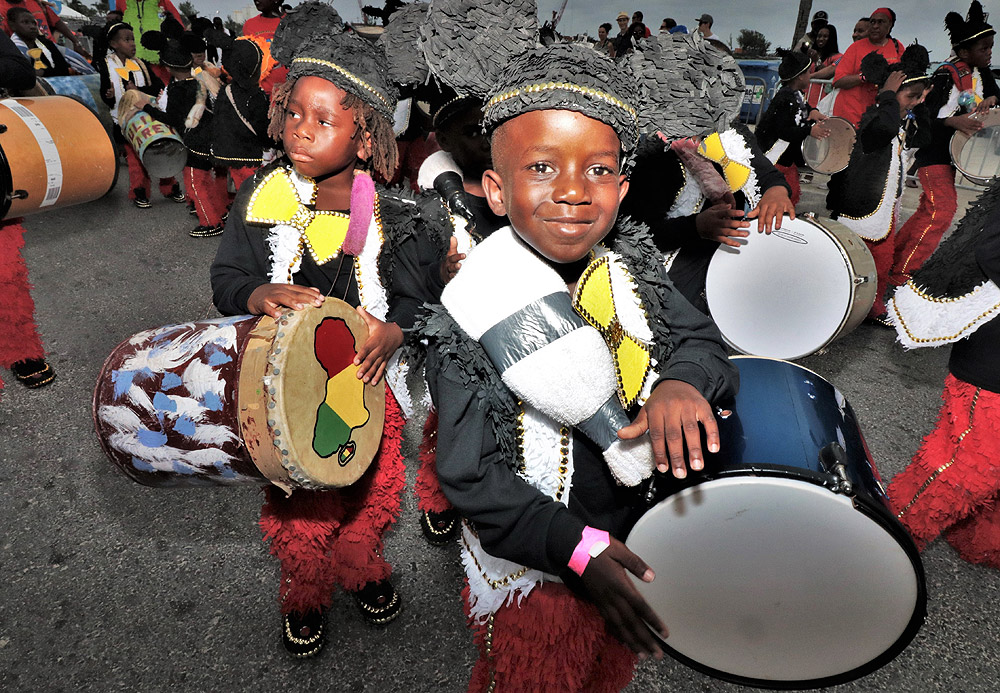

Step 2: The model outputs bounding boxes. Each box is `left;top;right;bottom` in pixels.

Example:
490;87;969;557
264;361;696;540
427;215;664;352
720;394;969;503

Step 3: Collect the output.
483;42;640;151
271;1;396;120
420;0;538;98
377;2;429;87
627;32;745;141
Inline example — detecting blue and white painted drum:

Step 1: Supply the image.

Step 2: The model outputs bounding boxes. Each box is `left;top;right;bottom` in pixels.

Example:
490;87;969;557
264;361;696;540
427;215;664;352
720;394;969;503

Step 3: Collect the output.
627;356;925;689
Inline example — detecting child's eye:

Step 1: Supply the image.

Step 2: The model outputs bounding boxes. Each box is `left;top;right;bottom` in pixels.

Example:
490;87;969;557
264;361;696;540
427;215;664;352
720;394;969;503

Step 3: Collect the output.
528;162;553;173
589;164;615;176
286;110;300;120
319;120;330;127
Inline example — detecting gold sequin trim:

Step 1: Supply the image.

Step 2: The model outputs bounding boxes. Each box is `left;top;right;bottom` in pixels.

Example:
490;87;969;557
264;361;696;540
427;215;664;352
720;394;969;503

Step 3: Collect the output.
891;284;1000;344
461;529;530;589
485;614;497;693
292;57;392;111
485;81;638;128
897;387;981;518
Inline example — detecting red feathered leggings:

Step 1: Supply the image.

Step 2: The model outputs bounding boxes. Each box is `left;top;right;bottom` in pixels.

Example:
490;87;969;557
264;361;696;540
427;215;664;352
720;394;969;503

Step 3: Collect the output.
185;167;228;228
775;163;801;207
890;165;958;287
863;211;900;317
0;221;46;391
414;409;455;514
463;581;637;693
888;375;1000;569
260;386;407;615
229;166;259;195
124;143;176;199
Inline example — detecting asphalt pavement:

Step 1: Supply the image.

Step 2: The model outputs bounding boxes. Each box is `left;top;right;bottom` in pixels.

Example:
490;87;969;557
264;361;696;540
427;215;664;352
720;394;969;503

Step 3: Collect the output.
1;172;998;693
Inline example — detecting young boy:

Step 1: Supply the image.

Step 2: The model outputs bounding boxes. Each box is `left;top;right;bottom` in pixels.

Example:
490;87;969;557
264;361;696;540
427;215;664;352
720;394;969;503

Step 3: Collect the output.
827;45;932;321
895;1;998;287
420;42;739;691
210;1;449;658
756;49;831;206
7;6;70;77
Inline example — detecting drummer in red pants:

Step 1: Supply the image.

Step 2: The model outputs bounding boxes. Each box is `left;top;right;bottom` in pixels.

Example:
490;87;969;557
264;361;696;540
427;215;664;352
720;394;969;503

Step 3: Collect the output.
892;1;998;287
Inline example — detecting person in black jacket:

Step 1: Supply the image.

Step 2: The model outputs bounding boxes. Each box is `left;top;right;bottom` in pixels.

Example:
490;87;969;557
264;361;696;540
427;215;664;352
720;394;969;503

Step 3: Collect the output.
7;6;70;77
0;24;35;91
827;45;933;321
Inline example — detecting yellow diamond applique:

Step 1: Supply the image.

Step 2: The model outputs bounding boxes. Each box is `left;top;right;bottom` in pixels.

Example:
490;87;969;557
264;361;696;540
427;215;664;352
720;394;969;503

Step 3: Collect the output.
302;214;349;265
246;169;302;225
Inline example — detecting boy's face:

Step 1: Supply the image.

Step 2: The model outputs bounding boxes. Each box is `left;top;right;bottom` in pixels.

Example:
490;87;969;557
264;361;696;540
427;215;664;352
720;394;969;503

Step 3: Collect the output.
110;29;136;58
12;13;39;41
959;35;994;69
192;51;206;67
437;105;491;179
282;76;366;181
789;71;810;92
254;0;282;15
896;82;929;115
483;109;628;265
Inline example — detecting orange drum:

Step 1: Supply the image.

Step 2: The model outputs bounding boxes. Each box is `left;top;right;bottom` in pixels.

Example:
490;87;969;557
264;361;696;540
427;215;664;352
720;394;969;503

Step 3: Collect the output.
93;300;386;491
0;96;117;220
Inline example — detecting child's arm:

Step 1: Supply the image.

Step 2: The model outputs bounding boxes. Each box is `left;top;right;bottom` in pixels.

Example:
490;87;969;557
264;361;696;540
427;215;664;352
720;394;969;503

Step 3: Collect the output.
351;308;402;385
142;82;190;131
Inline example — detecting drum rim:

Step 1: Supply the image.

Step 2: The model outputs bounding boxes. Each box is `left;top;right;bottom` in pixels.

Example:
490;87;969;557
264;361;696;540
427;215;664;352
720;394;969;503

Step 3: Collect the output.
950;123;1000;185
707;219;860;360
630;471;927;689
801;116;856;175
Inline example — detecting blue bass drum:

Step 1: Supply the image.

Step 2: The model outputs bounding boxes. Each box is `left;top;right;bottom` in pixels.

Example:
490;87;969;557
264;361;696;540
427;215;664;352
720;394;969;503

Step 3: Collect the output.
627;356;926;689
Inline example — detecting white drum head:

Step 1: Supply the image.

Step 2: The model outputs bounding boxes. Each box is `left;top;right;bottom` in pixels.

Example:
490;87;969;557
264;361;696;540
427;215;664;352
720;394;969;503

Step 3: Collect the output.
706;218;853;359
627;477;920;685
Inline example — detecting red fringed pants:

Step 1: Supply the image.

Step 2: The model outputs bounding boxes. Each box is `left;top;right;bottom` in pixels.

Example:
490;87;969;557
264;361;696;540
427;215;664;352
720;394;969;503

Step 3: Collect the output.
260;386;407;615
414;409;454;514
124;143;176;199
890;165;958;286
0;221;46;390
888;375;1000;569
464;581;637;693
863;212;899;317
185;167;229;227
775;163;801;207
229;166;259;195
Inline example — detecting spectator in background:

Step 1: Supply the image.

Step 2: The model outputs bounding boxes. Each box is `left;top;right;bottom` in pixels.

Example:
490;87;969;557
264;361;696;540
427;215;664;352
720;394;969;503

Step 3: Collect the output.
212;17;229;37
852;17;871;42
613;11;630;54
661;18;675;34
596;21;613;55
632;11;651;38
793;9;828;53
242;0;287;96
806;23;842;107
8;5;70;76
696;13;718;41
106;10;124;24
832;7;903;126
0;0;90;58
116;0;184;83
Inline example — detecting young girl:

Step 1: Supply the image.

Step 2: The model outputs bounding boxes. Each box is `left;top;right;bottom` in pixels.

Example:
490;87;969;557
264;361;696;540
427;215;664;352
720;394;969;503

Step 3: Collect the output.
210;1;449;658
826;45;933;321
95;21;183;208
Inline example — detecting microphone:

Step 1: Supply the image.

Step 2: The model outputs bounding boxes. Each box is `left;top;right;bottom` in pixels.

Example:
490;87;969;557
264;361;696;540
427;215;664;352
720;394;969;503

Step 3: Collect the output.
433;170;477;234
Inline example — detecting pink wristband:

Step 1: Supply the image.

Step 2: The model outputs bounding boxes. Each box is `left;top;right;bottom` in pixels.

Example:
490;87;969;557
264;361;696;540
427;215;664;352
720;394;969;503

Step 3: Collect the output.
568;526;611;577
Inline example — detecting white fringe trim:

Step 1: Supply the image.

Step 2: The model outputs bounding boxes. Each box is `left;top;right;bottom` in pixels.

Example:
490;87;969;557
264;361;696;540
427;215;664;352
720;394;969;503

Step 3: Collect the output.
888;279;1000;349
719;128;761;207
765;139;790;165
836;134;903;241
666;167;705;219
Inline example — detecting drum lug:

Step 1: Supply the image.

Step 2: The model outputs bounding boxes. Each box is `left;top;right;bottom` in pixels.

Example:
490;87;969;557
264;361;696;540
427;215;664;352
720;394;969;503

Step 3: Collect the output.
11;189;28;200
0;124;6;134
852;275;870;286
819;442;854;495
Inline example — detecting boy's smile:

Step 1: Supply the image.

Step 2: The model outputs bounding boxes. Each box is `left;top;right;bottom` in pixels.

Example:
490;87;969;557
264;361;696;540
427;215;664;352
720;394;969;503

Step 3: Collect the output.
483;109;628;265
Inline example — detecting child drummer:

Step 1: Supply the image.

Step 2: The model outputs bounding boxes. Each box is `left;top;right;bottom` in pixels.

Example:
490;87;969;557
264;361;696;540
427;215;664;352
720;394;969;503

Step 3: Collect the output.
210;1;449;658
420;43;739;691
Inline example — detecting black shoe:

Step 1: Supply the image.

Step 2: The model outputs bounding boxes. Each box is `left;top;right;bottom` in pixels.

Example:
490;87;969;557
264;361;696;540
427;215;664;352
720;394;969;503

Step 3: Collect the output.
281;609;325;658
865;312;893;328
167;184;186;203
187;202;197;216
353;580;401;625
11;358;55;388
420;508;460;546
189;224;223;238
132;189;151;208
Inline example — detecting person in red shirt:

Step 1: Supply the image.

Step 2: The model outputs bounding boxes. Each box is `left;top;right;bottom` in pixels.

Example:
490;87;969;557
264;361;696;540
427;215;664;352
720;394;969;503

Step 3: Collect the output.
0;0;88;57
242;0;287;96
832;7;904;126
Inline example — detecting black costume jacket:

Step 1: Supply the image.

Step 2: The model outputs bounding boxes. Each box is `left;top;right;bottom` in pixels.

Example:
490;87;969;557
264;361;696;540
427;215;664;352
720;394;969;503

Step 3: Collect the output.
915;61;1000;169
755;85;815;167
142;78;214;170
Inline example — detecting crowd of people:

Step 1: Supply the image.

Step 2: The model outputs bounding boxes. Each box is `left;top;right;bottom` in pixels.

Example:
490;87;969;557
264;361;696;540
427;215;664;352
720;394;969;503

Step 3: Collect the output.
2;1;1000;692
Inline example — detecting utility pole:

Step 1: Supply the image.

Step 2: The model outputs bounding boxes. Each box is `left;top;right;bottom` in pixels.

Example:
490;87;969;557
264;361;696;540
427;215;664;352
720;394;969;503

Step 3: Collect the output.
791;0;813;48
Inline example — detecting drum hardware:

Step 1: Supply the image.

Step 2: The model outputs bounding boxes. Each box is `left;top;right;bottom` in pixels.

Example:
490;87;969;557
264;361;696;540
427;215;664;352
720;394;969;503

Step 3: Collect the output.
0;124;6;133
949;108;1000;185
853;275;870;285
819;442;853;495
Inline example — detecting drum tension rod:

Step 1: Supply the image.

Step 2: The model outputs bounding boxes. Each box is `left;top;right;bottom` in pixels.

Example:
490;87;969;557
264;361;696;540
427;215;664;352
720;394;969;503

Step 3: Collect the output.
0;124;6;133
819;442;853;495
11;190;28;200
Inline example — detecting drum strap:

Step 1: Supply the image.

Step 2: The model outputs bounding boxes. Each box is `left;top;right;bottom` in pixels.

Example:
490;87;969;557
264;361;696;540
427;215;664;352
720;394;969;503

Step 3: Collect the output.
226;85;257;136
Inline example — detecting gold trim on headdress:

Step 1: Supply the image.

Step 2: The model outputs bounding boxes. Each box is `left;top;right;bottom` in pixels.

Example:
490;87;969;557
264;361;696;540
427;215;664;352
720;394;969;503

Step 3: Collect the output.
291;56;392;112
484;81;639;122
953;27;996;47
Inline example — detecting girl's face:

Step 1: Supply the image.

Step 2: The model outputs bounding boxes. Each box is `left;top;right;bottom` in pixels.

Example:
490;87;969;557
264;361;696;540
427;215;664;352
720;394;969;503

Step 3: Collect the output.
816;28;830;48
598;26;607;41
109;29;136;59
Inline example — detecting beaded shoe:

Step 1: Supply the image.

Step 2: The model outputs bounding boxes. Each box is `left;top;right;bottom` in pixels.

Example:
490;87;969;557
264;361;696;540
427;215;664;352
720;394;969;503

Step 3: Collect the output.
354;580;401;625
132;189;151;208
189;225;223;238
167;184;187;203
11;358;55;388
419;508;460;546
281;609;325;658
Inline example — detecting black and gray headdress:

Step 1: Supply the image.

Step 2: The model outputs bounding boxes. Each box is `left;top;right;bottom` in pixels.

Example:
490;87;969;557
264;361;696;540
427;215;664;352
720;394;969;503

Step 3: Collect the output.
945;1;995;48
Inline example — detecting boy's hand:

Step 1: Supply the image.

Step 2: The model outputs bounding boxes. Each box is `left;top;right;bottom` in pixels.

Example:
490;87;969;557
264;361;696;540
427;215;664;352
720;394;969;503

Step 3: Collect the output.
247;284;324;318
125;79;138;92
881;70;906;94
695;203;750;247
808;109;828;122
439;236;466;284
747;186;795;234
618;380;719;479
977;95;998;113
580;537;667;659
947;112;985;136
353;307;403;386
810;122;831;139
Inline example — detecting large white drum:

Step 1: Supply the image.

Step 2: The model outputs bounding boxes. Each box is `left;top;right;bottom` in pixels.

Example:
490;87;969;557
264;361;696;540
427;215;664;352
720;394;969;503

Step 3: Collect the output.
705;215;876;360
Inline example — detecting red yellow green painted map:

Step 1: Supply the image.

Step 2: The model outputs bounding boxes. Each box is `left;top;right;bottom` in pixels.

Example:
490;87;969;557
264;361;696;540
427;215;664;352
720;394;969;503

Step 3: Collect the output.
312;318;370;464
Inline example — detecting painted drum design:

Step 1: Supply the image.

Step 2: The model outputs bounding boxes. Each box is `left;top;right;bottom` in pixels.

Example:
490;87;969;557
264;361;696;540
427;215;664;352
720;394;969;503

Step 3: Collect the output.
123;111;187;180
92;300;385;491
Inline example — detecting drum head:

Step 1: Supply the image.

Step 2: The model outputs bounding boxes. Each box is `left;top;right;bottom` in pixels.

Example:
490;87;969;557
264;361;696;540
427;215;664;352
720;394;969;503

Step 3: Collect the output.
628;476;923;687
706;217;857;359
142;139;188;179
268;300;386;488
951;109;1000;184
801;116;856;174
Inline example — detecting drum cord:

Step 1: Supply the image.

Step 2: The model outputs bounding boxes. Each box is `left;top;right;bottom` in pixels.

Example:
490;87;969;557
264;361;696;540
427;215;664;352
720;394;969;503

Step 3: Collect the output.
324;253;355;302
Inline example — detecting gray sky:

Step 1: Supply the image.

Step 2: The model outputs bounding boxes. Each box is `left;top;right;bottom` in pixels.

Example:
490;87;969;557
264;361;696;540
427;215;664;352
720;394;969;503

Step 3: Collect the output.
188;1;958;63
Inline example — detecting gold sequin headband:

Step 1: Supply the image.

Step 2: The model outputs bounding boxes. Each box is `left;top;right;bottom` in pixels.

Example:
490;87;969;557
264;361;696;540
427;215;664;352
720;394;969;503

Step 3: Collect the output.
291;56;392;112
484;81;639;122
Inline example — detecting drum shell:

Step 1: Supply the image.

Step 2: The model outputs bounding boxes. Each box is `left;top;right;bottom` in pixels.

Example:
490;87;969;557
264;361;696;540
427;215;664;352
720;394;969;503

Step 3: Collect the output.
629;357;926;688
705;215;875;360
0;96;117;219
801;116;856;174
123;111;187;179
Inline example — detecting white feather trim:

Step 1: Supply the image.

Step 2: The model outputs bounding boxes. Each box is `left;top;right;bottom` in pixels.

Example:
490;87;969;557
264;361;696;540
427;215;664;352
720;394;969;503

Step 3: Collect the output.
888;279;1000;349
837;134;903;241
442;227;566;339
501;329;618;425
417;149;462;192
667;167;705;219
384;351;413;419
719;128;760;207
461;524;551;623
604;437;655;487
